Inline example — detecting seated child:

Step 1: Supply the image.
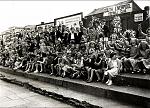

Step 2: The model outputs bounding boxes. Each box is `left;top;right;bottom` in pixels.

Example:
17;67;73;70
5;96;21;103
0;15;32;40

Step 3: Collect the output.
121;38;138;73
140;49;150;74
50;52;62;76
13;56;22;70
61;52;73;78
86;53;96;83
71;53;84;79
34;52;47;73
25;53;36;73
102;52;122;86
82;53;92;81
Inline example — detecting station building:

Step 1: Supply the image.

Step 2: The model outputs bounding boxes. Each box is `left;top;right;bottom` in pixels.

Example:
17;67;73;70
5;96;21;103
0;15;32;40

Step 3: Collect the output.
84;0;149;34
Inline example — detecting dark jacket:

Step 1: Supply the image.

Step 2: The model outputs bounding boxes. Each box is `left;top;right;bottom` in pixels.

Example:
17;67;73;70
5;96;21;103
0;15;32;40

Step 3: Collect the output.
63;32;69;45
50;32;56;44
76;32;83;44
68;33;77;44
103;25;109;37
56;30;63;40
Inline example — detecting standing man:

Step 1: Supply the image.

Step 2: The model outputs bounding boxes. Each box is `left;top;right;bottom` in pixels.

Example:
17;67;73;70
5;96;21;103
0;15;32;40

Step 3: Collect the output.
79;21;84;32
76;27;83;44
102;19;109;38
102;19;109;50
50;26;56;45
68;27;77;44
56;26;63;42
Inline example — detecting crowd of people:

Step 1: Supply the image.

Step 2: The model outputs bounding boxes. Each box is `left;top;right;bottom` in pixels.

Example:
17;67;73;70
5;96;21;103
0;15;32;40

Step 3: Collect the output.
0;17;150;86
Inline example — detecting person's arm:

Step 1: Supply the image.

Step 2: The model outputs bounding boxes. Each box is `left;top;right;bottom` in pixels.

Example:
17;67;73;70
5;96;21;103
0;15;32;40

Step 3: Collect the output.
143;49;150;59
59;58;65;67
43;57;47;63
79;57;84;68
73;62;83;68
122;39;131;48
117;59;122;74
38;57;46;64
107;43;115;50
114;43;123;51
104;58;110;71
95;59;101;66
138;24;147;38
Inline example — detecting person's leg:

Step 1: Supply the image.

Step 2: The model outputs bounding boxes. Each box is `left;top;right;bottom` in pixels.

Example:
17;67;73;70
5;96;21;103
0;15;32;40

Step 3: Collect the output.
25;62;29;71
31;63;35;72
25;63;30;72
50;64;54;75
39;63;43;73
34;63;39;73
107;73;113;86
129;58;137;73
95;70;101;81
72;68;81;79
87;69;94;82
142;59;150;74
86;68;91;81
126;59;133;73
13;62;18;70
147;67;150;74
76;69;81;79
20;60;25;68
63;66;72;78
28;63;32;72
62;70;66;78
139;60;147;74
134;61;140;73
71;68;77;78
17;62;22;69
55;65;60;76
58;64;62;76
63;65;72;77
25;63;28;71
102;70;108;83
122;59;127;73
17;61;23;69
81;67;87;80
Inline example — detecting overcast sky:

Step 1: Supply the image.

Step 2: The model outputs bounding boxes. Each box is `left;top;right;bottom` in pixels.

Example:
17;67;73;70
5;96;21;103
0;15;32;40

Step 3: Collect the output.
0;0;149;33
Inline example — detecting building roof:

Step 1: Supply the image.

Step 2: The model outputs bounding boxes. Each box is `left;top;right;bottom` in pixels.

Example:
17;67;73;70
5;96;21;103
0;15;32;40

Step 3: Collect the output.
87;0;142;17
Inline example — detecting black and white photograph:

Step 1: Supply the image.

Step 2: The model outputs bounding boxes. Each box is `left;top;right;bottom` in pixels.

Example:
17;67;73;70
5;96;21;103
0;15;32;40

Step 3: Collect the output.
0;0;150;107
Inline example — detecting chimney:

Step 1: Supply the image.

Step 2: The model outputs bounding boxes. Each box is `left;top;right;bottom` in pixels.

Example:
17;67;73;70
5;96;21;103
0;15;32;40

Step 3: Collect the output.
144;6;149;19
41;22;44;25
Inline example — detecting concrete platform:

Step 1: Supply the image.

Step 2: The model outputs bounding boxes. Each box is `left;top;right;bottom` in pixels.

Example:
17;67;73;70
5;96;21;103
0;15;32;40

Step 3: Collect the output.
118;73;150;89
0;71;142;108
0;80;72;107
0;66;150;108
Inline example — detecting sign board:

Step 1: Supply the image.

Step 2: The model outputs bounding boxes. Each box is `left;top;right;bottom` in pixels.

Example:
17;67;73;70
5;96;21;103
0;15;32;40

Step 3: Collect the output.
55;13;83;28
36;22;54;31
103;2;132;16
134;13;143;22
24;25;36;31
44;23;54;29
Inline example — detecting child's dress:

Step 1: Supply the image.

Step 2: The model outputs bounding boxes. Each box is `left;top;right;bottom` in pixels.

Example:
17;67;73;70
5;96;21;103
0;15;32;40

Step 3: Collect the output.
105;58;119;77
